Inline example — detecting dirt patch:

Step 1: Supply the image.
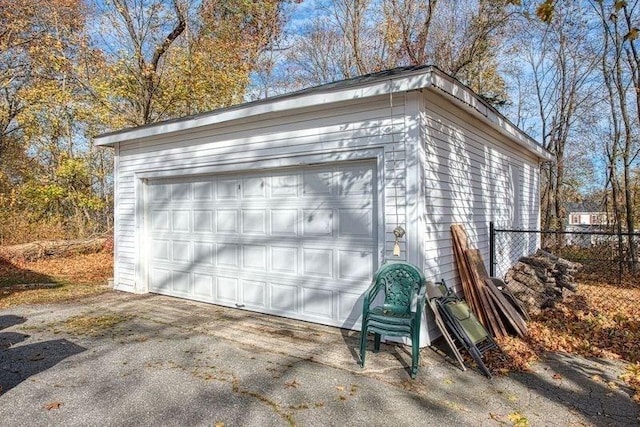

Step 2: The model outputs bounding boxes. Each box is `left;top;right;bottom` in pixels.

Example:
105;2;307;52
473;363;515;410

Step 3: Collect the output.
0;252;112;308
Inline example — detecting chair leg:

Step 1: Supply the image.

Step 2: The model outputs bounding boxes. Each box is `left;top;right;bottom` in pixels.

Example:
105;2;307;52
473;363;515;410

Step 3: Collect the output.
373;333;381;352
411;328;420;379
359;324;367;368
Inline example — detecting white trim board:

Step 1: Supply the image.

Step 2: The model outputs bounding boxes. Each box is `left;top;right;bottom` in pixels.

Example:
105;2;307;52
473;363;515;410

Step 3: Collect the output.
94;67;550;162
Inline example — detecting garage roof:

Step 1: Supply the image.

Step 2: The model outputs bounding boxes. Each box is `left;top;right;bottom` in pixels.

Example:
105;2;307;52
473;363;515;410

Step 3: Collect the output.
94;65;552;161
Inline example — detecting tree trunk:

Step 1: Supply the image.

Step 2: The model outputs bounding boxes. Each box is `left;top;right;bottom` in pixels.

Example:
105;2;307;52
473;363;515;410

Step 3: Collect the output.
0;237;109;263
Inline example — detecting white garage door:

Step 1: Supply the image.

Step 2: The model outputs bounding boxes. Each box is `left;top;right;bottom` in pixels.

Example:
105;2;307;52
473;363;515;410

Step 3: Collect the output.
145;161;378;328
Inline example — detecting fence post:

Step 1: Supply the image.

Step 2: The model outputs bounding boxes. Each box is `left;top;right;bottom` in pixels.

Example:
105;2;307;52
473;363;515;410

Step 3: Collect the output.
489;221;495;277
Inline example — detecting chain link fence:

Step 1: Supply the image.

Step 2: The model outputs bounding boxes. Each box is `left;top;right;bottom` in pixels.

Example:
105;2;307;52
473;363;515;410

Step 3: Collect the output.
491;225;640;287
489;224;640;364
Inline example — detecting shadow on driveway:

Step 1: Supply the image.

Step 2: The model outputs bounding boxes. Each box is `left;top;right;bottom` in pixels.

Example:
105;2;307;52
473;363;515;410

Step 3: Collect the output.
0;315;85;395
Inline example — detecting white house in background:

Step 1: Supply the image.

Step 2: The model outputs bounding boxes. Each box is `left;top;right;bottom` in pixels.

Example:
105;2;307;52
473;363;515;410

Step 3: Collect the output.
94;66;552;345
566;202;609;247
567;202;608;228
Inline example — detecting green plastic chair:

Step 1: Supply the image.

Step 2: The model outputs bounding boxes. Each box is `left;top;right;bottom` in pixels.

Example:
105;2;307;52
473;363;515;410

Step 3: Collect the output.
358;261;427;378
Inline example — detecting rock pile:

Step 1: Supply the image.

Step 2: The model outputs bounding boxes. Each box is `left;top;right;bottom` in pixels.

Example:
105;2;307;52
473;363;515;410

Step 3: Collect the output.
503;249;581;316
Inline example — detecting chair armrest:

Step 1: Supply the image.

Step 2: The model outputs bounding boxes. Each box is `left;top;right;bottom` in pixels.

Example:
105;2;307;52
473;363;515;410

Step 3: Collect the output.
362;279;381;313
414;281;428;317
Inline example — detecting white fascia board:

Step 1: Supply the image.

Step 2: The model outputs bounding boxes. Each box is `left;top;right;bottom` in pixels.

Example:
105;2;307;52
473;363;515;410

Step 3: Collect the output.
93;72;433;147
94;67;551;163
427;72;553;162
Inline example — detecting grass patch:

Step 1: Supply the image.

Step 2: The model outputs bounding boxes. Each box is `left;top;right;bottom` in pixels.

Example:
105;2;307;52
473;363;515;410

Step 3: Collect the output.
487;280;640;401
63;314;130;336
0;252;113;308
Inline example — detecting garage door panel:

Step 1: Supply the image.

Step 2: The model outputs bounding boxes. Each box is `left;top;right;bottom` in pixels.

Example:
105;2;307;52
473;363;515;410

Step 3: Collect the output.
152;239;170;261
171;183;191;201
216;276;238;303
150;267;171;292
339;209;372;238
302;287;334;320
193;273;213;297
217;243;239;268
242;176;266;198
172;240;191;262
193;181;213;200
338;291;364;323
151;210;170;231
242;210;266;234
270;173;298;197
337;166;373;196
271;246;298;274
147;161;377;328
338;250;373;280
243;245;267;271
302;248;333;278
193;210;213;232
217;179;239;200
303;170;334;197
172;270;191;294
172;210;190;232
149;183;171;201
270;209;298;235
271;282;298;312
193;241;214;265
242;279;267;308
216;210;238;233
302;209;333;236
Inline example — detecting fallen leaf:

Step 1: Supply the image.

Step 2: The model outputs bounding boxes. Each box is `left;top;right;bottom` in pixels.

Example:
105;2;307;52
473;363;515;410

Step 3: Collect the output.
552;373;563;380
489;412;502;421
507;411;529;427
214;422;224;427
44;401;63;410
335;385;345;391
29;354;45;361
284;379;300;389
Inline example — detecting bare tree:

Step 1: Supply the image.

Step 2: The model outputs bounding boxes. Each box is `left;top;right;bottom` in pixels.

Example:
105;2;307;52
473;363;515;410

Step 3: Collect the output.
593;0;640;269
106;0;186;125
511;2;600;232
276;0;514;103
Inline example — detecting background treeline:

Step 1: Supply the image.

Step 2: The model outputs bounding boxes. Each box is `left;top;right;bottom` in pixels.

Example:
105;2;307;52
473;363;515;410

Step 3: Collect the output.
0;0;639;245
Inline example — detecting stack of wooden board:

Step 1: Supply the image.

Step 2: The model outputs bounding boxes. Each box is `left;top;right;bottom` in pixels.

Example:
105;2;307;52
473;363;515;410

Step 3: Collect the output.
450;225;528;339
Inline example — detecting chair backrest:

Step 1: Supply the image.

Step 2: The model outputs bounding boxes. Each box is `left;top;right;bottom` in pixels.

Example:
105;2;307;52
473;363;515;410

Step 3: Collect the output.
374;262;425;315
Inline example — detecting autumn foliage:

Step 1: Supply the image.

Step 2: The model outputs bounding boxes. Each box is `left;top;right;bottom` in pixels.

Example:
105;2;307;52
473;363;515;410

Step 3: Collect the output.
487;280;640;402
0;0;286;244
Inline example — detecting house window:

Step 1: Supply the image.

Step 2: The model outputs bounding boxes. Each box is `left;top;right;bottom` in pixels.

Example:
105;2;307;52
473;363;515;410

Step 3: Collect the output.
590;214;604;225
570;214;580;225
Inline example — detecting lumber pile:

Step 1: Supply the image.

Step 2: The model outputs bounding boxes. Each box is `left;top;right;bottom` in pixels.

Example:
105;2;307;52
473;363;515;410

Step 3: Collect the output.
451;225;528;339
503;249;580;316
0;237;109;263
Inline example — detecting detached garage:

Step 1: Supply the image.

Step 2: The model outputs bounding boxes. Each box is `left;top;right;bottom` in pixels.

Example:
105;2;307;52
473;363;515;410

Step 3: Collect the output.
95;65;551;345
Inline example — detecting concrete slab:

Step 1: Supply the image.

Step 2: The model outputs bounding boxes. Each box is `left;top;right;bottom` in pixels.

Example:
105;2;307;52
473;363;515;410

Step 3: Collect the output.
1;292;638;426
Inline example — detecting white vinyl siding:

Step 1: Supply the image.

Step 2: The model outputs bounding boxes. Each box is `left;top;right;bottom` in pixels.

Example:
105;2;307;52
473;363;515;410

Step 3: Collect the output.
109;74;545;345
421;92;541;286
113;93;409;294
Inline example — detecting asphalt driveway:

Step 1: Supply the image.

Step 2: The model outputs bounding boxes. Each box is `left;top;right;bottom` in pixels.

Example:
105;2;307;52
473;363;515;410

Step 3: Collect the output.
1;292;638;426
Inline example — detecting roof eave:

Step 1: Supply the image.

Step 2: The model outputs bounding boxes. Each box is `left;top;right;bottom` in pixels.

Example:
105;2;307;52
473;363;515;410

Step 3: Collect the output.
426;72;553;162
93;68;436;147
93;67;551;162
